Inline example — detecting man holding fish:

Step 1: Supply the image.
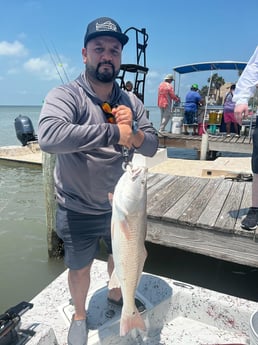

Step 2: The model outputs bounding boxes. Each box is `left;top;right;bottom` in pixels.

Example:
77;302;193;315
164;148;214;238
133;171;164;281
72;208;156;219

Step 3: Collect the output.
38;16;158;345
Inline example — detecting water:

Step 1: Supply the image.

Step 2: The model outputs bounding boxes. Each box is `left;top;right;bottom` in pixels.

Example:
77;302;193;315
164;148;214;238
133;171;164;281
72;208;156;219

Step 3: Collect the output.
0;105;257;315
0;162;65;312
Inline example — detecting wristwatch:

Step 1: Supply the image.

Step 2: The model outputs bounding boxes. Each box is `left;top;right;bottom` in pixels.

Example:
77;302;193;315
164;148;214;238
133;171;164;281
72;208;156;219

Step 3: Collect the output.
132;120;139;134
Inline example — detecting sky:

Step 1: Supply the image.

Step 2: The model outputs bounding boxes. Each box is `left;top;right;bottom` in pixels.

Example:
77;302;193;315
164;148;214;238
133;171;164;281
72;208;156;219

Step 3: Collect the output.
1;0;257;106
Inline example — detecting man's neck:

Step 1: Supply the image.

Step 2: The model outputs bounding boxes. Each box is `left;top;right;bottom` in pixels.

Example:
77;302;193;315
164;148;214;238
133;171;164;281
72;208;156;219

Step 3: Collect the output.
87;75;114;102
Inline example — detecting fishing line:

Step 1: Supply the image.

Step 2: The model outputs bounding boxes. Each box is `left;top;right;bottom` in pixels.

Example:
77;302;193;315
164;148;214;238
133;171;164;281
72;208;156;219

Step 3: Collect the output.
50;39;70;83
41;36;65;84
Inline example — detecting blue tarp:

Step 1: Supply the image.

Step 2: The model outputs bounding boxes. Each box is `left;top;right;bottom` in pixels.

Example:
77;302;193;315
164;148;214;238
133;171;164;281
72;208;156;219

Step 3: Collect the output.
173;61;247;74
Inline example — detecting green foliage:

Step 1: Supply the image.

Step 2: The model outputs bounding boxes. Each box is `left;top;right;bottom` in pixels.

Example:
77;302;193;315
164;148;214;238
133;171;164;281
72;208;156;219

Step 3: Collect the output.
200;73;226;105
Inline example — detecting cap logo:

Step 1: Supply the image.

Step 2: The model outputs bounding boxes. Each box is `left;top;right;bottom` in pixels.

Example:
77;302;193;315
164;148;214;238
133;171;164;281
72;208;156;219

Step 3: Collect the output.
96;20;118;32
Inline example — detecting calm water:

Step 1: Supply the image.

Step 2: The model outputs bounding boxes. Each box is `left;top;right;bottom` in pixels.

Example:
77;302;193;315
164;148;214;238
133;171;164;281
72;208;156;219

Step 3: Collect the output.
0;105;257;314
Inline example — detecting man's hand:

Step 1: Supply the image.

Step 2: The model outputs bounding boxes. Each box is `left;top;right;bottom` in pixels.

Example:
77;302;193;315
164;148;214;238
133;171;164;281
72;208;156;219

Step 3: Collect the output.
112;105;144;149
112;105;132;127
234;104;248;125
113;105;134;148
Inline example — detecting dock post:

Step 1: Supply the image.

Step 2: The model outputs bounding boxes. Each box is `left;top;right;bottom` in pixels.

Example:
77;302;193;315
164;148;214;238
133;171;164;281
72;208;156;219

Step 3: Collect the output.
200;133;209;160
42;152;63;258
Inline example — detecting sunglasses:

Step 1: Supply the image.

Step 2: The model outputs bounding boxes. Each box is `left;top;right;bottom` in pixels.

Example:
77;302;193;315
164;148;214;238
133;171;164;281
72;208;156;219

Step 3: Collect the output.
101;102;116;124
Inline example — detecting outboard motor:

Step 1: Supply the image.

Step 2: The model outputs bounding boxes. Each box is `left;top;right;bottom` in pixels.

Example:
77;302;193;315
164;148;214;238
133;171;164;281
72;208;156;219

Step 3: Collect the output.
14;115;37;146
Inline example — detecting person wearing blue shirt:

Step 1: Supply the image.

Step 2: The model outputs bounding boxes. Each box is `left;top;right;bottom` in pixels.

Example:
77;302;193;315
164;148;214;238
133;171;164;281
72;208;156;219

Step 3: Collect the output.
183;84;202;135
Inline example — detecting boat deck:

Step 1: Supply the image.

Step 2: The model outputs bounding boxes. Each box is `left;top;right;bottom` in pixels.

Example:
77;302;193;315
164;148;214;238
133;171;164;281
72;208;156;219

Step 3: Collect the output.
146;172;258;268
20;259;258;345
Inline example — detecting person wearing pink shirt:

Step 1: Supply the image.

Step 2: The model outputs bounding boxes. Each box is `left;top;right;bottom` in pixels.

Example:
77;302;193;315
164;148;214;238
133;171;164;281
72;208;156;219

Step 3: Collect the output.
158;74;179;132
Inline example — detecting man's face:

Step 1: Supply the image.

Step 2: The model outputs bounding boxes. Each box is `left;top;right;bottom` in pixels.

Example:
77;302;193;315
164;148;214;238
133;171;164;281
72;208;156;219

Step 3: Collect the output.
82;36;122;83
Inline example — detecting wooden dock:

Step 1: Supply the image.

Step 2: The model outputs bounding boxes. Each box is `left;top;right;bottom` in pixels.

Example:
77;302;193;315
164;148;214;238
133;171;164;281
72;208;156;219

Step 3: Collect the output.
158;133;253;156
0;146;256;269
146;172;257;268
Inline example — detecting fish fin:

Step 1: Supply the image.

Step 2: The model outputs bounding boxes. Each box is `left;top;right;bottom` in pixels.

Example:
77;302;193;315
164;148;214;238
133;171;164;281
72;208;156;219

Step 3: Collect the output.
108;270;121;290
120;308;146;336
120;218;131;240
108;192;113;206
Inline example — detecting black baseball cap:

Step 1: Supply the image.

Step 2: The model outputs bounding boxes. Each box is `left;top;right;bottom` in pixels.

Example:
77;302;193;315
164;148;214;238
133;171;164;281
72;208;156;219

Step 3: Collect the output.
84;17;129;47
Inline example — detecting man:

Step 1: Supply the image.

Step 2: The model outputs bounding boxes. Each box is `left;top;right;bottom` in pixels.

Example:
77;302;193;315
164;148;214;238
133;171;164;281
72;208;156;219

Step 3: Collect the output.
157;74;179;133
233;46;258;231
183;84;202;135
38;17;158;345
125;80;133;92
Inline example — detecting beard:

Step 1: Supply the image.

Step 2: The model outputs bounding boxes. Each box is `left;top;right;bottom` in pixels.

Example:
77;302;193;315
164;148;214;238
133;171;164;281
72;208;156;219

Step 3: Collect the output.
87;61;119;83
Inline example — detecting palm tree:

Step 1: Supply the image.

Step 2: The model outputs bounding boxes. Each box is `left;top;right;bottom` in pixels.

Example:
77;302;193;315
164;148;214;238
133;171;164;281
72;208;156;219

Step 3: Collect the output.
199;85;209;100
207;73;225;104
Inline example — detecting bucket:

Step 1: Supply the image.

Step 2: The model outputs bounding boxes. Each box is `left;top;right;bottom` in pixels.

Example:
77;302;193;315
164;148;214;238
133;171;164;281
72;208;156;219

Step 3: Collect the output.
198;123;208;135
208;112;222;125
250;310;258;345
172;117;183;134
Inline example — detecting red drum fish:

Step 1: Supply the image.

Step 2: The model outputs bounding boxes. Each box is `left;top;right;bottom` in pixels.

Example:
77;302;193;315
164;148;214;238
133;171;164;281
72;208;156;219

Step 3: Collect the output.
109;164;148;336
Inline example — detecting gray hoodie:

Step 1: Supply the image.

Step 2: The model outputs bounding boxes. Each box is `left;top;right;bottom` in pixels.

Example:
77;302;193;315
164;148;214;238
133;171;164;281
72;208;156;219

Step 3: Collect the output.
38;72;158;215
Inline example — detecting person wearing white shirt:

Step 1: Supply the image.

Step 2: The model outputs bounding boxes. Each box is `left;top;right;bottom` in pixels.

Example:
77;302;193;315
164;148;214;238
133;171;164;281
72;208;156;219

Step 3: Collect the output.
233;46;258;230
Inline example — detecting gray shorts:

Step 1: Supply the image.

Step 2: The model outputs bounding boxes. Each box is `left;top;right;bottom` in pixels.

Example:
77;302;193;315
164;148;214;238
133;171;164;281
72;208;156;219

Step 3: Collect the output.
252;127;258;173
56;204;112;270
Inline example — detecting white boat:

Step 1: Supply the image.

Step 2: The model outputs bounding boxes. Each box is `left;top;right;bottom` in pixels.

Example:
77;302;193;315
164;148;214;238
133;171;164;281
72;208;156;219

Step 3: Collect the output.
17;259;258;345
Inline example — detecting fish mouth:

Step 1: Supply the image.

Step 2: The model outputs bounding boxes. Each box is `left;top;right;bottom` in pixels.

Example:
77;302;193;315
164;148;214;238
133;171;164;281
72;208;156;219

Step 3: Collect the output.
126;165;147;181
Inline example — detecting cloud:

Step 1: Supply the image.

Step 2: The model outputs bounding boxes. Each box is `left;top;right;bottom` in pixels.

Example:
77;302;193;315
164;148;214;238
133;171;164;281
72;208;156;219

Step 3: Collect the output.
0;40;28;56
23;55;73;82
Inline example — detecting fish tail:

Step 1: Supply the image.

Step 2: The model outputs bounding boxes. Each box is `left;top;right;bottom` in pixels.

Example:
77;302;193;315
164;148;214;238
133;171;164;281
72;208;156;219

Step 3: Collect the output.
120;308;146;336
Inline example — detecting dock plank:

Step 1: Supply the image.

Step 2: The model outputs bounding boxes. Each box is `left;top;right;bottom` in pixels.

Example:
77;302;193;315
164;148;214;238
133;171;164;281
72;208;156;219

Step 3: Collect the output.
147;173;177;200
214;181;245;231
148;176;196;219
147;175;180;218
162;177;208;222
178;178;222;226
196;179;231;229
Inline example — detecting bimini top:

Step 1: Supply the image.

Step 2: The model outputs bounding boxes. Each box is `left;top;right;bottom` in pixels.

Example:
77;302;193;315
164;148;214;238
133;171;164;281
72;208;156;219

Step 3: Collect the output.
173;61;247;74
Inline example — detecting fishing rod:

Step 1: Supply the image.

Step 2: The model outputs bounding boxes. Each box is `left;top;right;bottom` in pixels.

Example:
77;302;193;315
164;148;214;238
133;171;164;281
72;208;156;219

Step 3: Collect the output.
41;37;69;84
50;39;70;83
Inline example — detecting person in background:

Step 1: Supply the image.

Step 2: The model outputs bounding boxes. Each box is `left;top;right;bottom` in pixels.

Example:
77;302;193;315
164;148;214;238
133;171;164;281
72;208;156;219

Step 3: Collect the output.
157;74;179;133
38;16;158;345
125;80;133;92
183;84;202;135
233;46;258;231
223;84;239;137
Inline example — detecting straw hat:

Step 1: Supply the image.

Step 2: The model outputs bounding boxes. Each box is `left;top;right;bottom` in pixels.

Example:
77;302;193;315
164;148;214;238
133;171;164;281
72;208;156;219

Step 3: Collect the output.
164;74;174;80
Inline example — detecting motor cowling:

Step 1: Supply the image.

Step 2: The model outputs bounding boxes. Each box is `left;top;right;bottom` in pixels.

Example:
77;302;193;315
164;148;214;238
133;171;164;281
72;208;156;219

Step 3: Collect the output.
14;115;37;146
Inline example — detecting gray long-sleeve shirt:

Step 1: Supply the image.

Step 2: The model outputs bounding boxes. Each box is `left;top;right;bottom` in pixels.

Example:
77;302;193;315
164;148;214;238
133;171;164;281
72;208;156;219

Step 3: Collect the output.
38;72;158;215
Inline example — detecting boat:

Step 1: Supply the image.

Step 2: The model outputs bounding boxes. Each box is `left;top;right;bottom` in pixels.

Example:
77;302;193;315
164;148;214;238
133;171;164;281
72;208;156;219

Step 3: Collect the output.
172;61;257;135
13;259;258;345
